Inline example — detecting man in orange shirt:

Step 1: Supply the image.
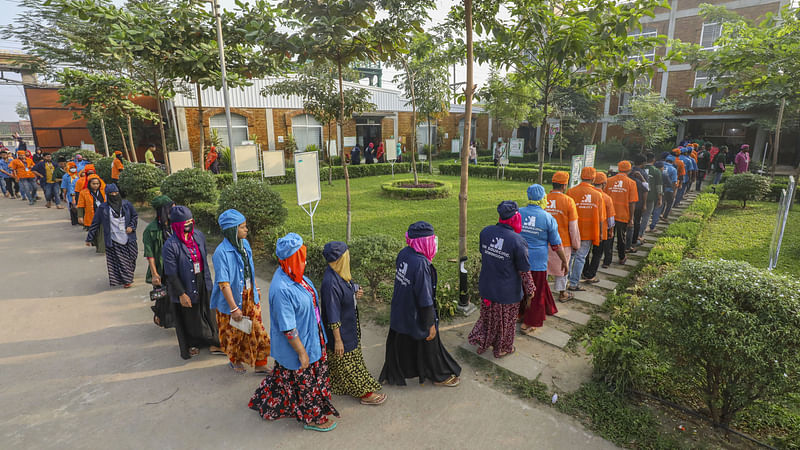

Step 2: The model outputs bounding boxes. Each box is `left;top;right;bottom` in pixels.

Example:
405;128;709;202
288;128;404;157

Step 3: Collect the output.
546;171;580;302
605;161;638;265
9;150;38;205
566;166;602;290
583;172;616;278
111;151;125;183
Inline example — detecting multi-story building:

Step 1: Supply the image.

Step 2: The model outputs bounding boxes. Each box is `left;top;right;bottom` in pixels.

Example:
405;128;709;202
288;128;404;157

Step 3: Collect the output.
602;0;791;168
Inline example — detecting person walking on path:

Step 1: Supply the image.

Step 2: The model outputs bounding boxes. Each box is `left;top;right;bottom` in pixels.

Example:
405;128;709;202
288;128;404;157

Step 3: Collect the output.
111;151;125;183
519;185;567;336
605;161;638;265
582;172;615;279
734;144;750;174
468;201;534;358
162;206;220;360
545;172;580;301
566;167;602;289
85;184;138;288
320;241;387;405
142;195;174;328
32;152;63;209
712;147;727;185
211;209;271;374
10;150;37;205
380;221;462;388
249;232;340;432
696;143;711;191
639;152;663;240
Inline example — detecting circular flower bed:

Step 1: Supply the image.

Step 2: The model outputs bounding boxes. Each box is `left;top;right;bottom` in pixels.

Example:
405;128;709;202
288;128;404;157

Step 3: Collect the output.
381;179;451;200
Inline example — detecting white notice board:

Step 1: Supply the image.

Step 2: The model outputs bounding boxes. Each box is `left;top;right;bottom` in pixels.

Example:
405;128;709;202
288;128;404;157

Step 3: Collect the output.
385;138;397;161
294;151;321;205
262;151;286;177
509;138;524;157
168;151;193;173
235;144;260;173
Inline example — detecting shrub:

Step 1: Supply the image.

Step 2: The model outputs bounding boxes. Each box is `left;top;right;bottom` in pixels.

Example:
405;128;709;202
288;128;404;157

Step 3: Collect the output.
380;179;451;199
639;259;800;426
686;193;719;219
349;234;402;302
190;202;218;234
217;179;287;239
161;168;218;205
724;173;771;208
118;163;165;202
645;236;688;266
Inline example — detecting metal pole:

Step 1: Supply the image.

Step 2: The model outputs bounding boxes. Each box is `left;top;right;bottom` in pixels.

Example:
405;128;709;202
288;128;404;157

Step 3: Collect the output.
211;0;237;182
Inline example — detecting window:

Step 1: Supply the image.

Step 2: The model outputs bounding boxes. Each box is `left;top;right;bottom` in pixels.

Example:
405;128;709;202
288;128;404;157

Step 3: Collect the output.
291;114;323;151
692;71;723;108
210;113;248;149
618;76;652;115
700;23;722;50
417;123;438;151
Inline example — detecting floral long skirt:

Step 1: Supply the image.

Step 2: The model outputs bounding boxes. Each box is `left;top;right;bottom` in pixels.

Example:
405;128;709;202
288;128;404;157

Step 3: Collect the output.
216;288;270;367
468;300;520;358
248;356;340;425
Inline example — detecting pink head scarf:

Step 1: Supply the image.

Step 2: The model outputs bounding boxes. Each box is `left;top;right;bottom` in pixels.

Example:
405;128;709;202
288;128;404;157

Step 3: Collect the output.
406;233;438;262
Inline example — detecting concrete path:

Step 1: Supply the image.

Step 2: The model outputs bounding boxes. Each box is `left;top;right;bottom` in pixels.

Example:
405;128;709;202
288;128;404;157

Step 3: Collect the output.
0;199;616;449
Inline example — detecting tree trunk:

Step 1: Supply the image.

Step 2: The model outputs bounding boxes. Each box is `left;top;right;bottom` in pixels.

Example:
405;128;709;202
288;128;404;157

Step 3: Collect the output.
99;117;110;157
327;122;333;186
196;83;205;169
126;115;138;162
154;77;171;173
771;97;786;180
458;0;474;311
117;123;131;161
337;61;352;242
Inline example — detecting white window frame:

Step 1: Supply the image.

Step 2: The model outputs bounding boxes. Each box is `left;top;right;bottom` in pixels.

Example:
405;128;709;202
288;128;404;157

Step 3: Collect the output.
700;22;722;51
291;114;323;151
210;113;249;149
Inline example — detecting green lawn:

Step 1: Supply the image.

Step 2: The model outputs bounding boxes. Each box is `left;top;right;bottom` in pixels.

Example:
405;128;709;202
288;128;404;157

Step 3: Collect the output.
693;200;800;277
268;173;534;295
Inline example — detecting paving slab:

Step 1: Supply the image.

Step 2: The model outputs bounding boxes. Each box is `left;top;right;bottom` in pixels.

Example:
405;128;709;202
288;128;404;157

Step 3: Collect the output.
571;289;607;306
460;343;547;380
527;325;571;349
554;308;591;326
597;265;630;277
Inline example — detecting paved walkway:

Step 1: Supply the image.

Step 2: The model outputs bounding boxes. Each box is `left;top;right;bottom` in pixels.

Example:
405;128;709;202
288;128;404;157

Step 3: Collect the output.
0;198;616;449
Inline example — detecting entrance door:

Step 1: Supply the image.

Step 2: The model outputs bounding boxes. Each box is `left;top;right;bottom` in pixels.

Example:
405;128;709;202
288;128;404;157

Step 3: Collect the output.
356;117;382;149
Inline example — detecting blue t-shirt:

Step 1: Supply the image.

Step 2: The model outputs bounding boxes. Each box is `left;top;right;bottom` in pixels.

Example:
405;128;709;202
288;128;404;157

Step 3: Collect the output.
390;246;436;340
268;269;324;370
662;164;678;192
519;204;561;272
478;223;530;304
0;160;9;179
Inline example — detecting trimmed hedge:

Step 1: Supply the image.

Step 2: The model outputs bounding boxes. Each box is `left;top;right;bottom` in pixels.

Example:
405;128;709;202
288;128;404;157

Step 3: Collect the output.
439;162;559;183
381;179;451;199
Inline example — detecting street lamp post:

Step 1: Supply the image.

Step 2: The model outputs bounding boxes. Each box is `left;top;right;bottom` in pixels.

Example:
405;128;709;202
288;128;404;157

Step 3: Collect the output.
210;0;237;181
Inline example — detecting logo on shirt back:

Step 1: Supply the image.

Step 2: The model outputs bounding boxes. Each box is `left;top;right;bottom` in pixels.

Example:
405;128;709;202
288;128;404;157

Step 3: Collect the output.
490;237;504;250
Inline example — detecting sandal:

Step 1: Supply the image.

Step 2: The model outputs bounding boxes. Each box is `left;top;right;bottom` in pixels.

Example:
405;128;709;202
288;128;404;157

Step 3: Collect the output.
228;362;246;374
189;347;200;357
558;292;574;303
304;420;338;432
496;346;516;358
567;285;585;292
360;392;388;405
434;375;460;387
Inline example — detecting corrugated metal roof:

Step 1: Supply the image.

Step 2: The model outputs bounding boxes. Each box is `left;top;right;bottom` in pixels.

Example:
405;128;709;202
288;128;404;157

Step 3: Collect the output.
172;77;481;114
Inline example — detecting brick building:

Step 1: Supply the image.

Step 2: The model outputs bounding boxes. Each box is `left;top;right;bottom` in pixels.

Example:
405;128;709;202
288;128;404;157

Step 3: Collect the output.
601;0;790;166
169;78;495;166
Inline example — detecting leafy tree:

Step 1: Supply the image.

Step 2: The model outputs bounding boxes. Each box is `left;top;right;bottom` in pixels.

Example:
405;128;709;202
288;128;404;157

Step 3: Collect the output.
621;93;683;150
282;0;431;242
478;0;674;183
15;102;28;120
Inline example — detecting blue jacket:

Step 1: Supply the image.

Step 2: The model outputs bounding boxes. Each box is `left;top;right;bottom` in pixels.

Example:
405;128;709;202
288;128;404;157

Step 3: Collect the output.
210;237;259;314
86;201;138;248
390;246;437;340
478;223;530;304
268;269;324;370
519;204;561;272
320;266;359;353
162;230;213;304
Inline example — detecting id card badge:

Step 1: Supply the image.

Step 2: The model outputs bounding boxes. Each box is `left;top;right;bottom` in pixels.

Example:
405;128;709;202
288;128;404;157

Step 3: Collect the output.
245;277;252;290
193;262;201;274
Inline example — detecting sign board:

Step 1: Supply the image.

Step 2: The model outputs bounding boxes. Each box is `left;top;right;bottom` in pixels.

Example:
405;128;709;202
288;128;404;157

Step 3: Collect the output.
262;151;286;178
509;138;524;158
451;138;461;154
235;144;260;173
327;140;338;157
583;145;597;169
294;151;321;206
570;155;584;189
768;175;796;270
385;138;397;161
343;136;357;147
168;151;193;173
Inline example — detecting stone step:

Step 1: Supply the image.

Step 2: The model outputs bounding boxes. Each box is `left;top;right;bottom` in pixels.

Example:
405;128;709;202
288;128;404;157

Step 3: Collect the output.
597;265;630;277
571;289;606;307
459;342;547;380
526;325;571;349
553;307;591;326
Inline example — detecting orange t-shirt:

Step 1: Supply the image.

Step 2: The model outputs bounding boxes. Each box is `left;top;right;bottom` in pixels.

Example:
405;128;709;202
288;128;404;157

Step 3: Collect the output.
77;187;105;225
567;182;602;246
9;158;36;179
545;191;578;248
605;174;638;224
111;158;124;180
